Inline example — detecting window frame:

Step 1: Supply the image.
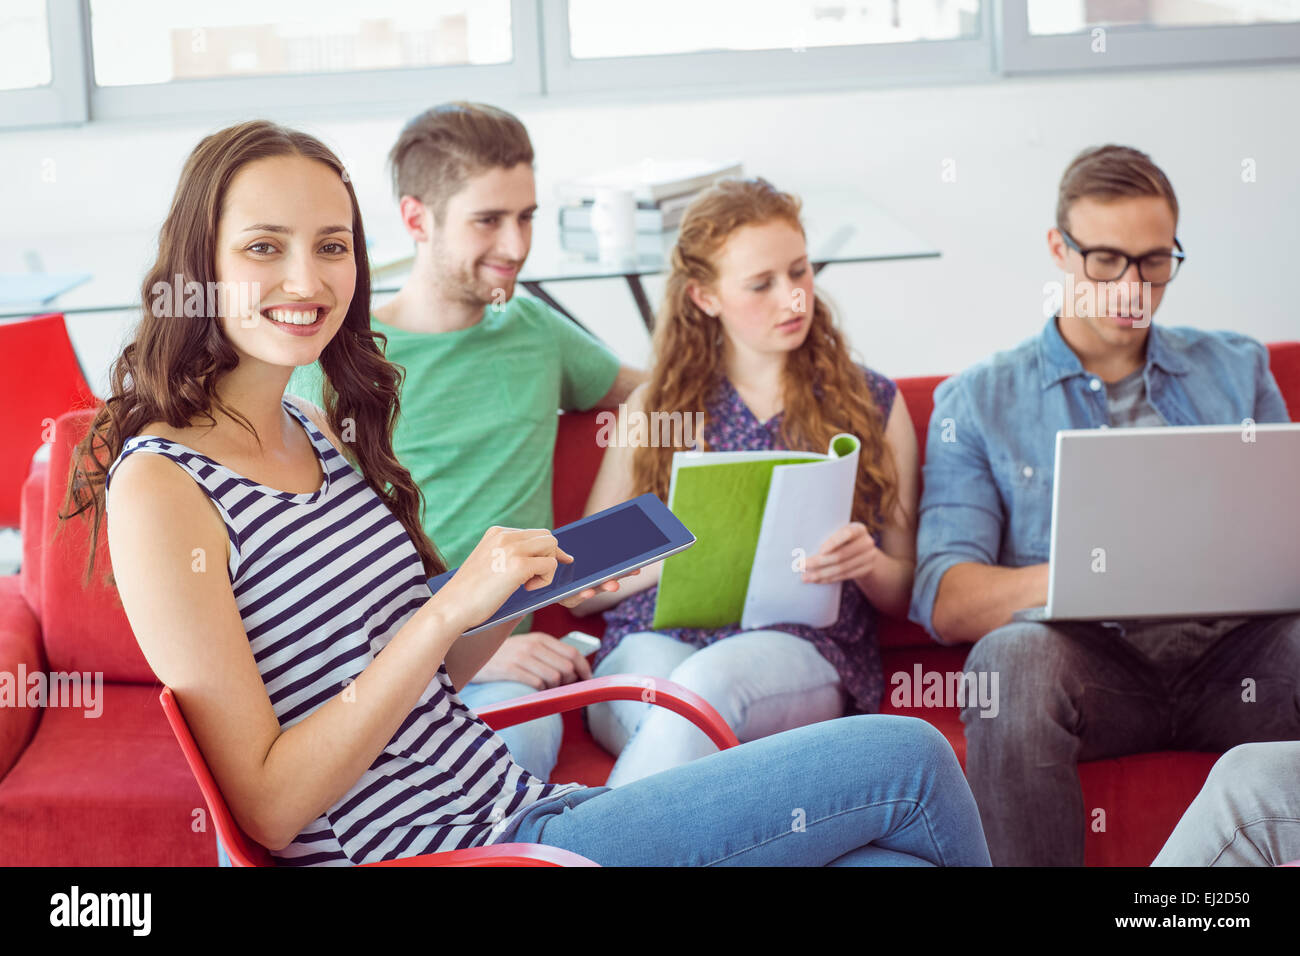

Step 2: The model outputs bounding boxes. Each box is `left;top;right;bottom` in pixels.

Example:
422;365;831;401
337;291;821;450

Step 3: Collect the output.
0;0;89;129
3;0;1300;130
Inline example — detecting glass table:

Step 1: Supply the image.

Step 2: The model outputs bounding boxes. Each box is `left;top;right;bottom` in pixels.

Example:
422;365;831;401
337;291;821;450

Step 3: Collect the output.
377;186;940;334
0;187;939;334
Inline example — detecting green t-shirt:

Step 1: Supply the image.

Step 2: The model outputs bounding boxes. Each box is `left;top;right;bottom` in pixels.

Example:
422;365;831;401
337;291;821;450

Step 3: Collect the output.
286;295;620;632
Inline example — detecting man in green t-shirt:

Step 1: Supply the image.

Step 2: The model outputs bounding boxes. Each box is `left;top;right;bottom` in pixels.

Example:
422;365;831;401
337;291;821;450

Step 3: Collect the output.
288;103;643;781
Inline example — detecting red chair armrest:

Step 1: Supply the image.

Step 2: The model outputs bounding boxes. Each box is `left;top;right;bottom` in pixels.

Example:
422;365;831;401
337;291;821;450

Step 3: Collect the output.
0;575;47;780
473;674;741;751
161;687;596;867
360;844;598;867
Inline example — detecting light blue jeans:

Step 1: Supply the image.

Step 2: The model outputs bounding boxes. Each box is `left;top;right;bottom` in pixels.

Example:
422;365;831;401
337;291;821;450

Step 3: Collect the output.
498;713;991;865
587;630;845;787
457;679;564;782
1153;741;1300;866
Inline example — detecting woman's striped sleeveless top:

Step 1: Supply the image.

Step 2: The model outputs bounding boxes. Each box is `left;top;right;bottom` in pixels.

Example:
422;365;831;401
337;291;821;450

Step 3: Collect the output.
105;396;584;865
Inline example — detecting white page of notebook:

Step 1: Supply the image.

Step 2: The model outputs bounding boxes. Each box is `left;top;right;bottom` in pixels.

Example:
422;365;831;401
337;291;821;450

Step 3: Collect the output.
741;435;860;630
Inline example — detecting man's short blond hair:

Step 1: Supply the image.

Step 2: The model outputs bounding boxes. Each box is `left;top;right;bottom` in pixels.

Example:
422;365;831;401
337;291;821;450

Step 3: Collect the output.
1056;144;1179;232
388;101;534;223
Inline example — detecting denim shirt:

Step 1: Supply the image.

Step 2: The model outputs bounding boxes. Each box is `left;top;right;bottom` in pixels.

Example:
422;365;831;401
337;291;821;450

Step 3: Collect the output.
909;317;1290;641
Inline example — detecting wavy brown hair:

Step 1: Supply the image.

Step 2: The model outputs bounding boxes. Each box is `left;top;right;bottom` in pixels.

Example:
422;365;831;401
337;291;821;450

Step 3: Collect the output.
58;120;447;594
631;178;900;536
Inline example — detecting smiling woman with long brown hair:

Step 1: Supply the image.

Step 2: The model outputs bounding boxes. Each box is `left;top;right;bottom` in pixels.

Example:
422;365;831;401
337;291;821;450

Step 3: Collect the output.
59;123;987;866
64;122;439;588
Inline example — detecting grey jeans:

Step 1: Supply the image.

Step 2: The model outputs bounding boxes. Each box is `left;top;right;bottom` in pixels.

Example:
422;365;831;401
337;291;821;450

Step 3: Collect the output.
1153;740;1300;866
960;613;1300;866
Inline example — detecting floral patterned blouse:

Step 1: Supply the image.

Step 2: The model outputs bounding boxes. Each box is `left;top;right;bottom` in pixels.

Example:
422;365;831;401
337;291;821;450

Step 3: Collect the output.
595;365;898;714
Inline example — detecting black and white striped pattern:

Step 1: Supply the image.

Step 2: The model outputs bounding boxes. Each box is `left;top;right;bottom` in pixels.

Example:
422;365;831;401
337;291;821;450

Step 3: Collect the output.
107;397;582;865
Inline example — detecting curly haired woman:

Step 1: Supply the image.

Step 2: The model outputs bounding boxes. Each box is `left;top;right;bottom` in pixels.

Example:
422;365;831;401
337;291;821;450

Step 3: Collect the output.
576;178;921;787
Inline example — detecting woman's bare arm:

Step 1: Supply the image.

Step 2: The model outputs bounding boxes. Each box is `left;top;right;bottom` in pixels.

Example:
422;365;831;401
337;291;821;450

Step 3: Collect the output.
849;392;919;620
108;452;471;851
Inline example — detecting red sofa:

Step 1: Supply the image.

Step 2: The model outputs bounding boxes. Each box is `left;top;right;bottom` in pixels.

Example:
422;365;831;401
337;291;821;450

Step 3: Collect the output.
535;340;1300;867
2;342;1297;866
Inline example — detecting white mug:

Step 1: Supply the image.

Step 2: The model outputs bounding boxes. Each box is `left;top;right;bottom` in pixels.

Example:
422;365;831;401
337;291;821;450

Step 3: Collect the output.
589;186;637;257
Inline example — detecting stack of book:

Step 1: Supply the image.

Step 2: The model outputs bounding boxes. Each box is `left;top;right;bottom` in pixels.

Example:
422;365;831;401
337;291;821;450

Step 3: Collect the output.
556;159;743;256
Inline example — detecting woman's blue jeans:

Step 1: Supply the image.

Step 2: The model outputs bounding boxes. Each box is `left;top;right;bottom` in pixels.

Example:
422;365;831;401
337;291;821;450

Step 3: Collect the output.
589;629;845;787
497;713;991;866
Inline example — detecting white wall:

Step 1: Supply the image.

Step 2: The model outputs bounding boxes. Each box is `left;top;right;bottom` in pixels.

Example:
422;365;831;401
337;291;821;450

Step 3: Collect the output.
1;60;1296;394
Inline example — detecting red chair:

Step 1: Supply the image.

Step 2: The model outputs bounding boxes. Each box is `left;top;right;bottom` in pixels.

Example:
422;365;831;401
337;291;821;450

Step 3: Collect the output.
0;313;98;528
160;674;740;867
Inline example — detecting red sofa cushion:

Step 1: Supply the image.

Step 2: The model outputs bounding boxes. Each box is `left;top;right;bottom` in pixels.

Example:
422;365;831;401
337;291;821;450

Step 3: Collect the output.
1076;751;1220;866
1270;341;1300;419
549;708;616;785
0;681;211;865
895;375;946;470
875;375;951;651
20;461;46;614
38;408;152;683
0;576;45;781
532;412;615;642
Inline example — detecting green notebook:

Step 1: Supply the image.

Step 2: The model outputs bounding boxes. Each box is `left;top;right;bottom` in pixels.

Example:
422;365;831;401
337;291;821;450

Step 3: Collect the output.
652;434;861;629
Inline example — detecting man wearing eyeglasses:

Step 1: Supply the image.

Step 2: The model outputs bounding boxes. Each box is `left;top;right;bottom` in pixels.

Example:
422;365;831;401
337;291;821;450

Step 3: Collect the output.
909;144;1298;866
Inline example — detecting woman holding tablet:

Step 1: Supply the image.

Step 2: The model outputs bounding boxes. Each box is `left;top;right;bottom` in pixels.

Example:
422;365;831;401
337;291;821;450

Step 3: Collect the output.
68;122;986;866
577;178;920;787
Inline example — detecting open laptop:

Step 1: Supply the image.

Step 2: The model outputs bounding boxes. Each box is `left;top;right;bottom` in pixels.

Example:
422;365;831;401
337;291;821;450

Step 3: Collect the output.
1018;423;1300;622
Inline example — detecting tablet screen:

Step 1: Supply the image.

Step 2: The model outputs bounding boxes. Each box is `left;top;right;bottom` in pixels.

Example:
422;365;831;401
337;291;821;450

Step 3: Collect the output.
526;502;669;594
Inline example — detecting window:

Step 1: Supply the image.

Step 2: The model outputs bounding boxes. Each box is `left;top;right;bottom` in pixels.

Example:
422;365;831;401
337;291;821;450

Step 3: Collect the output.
0;0;87;127
567;0;981;58
89;0;513;87
0;0;52;91
1004;0;1300;73
1027;0;1300;35
547;0;992;95
87;0;539;122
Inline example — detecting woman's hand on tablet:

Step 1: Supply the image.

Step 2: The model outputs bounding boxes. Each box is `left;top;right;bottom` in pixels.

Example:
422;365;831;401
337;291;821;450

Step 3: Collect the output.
430;526;572;633
568;561;658;617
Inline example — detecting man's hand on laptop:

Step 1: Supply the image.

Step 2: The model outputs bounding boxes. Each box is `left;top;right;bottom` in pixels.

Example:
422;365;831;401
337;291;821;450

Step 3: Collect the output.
476;632;595;690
